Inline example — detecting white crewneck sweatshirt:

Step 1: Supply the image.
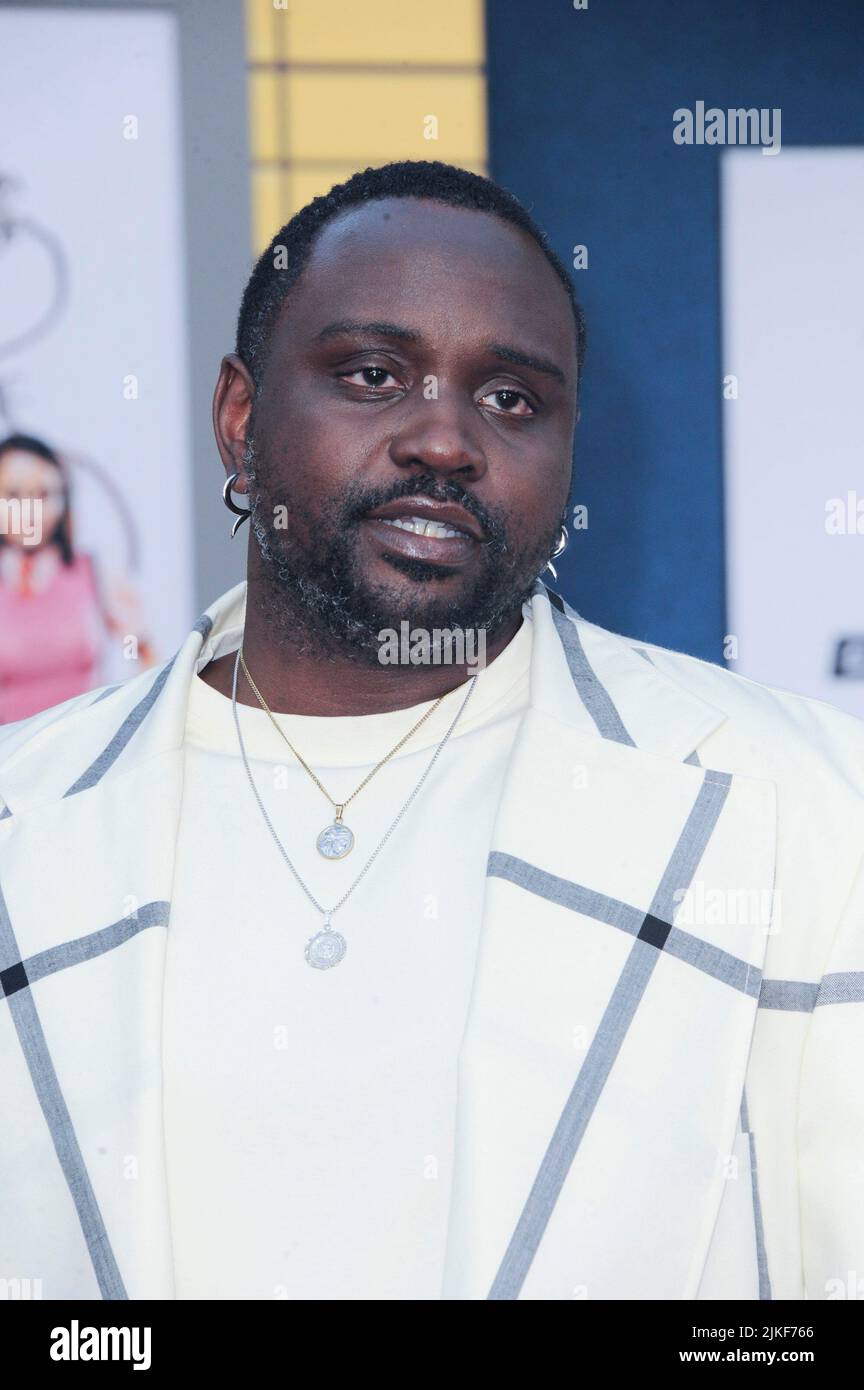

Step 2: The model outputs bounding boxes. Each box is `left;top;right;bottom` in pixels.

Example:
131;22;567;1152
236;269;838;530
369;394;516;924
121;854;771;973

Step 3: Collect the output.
162;609;533;1300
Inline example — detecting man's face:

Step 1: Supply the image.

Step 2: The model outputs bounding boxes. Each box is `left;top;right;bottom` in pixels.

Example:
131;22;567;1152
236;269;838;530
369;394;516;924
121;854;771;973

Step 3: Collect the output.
243;197;579;656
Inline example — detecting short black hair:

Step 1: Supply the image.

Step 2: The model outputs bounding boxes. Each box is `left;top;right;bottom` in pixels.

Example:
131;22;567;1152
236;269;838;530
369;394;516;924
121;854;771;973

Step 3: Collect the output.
235;159;586;397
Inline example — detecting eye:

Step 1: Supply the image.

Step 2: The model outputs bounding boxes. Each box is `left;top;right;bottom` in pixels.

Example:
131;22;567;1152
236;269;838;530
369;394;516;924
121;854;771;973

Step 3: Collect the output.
339;366;400;389
479;387;537;417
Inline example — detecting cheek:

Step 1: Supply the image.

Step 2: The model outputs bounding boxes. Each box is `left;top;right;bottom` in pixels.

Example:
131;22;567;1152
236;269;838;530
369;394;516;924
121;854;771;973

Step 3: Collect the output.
261;407;371;501
502;474;563;529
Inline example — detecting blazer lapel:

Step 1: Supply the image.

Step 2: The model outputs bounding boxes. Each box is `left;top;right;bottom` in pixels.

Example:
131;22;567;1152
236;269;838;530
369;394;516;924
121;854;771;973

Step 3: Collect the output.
440;584;777;1299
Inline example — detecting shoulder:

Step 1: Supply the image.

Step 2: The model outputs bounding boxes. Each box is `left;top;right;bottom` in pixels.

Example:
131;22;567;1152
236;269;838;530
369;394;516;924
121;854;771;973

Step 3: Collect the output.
563;610;864;976
544;575;864;797
0;664;165;777
0;687;106;760
0;582;239;813
629;631;864;789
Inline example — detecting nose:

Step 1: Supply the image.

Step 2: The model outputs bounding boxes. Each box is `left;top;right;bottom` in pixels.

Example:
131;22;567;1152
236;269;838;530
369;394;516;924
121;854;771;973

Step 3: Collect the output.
387;394;487;483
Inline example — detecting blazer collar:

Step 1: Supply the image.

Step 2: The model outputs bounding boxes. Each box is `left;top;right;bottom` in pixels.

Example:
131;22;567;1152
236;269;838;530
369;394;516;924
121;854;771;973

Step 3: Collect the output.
525;582;727;759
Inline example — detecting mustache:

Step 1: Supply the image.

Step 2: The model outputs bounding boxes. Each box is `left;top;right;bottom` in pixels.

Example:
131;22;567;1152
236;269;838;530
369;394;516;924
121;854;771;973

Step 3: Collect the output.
244;441;510;551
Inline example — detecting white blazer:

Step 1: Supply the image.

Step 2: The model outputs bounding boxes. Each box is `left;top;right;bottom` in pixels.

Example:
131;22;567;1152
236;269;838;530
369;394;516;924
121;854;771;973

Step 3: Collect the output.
1;577;863;1301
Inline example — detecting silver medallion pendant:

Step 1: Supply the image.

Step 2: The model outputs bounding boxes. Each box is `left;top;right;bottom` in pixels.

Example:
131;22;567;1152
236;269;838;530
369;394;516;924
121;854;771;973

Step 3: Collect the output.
316;819;354;860
305;924;347;970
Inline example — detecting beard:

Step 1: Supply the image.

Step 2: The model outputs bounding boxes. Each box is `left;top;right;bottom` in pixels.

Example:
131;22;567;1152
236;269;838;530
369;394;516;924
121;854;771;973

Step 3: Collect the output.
244;434;565;667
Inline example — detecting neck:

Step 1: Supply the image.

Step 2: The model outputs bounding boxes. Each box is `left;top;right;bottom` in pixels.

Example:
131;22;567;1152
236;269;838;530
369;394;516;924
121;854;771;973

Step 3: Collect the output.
199;575;525;716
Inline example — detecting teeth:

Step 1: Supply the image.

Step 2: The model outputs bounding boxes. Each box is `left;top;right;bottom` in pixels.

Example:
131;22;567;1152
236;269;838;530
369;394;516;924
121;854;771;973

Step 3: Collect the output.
379;515;464;539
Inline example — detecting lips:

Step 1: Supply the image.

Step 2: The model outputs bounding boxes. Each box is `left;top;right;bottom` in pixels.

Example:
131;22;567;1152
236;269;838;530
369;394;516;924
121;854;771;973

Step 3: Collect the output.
374;515;465;540
365;498;484;541
361;514;478;566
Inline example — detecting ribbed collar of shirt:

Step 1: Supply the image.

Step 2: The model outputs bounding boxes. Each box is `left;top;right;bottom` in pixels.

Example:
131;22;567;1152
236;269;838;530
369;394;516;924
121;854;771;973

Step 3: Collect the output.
186;605;533;768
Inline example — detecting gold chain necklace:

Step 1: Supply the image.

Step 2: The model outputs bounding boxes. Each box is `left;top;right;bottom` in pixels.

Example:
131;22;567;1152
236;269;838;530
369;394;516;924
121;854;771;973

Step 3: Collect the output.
239;647;453;860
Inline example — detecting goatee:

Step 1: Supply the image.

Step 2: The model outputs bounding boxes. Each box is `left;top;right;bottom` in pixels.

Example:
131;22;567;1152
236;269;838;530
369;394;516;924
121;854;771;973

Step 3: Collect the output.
243;435;559;666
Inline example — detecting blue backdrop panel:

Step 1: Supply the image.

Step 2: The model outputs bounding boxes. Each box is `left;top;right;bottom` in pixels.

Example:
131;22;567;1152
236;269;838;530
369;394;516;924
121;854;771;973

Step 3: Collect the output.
485;0;863;659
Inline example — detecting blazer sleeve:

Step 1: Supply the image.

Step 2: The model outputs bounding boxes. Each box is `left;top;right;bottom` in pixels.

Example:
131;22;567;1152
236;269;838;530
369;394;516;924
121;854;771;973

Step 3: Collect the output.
798;840;864;1299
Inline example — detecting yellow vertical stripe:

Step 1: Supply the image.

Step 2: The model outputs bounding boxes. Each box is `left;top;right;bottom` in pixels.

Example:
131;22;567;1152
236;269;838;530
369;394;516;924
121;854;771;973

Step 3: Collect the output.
285;72;487;164
280;0;484;65
245;0;488;251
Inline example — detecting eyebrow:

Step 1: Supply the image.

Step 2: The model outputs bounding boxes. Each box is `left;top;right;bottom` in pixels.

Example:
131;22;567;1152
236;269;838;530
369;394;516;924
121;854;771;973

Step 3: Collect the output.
315;320;567;384
488;342;566;384
317;319;421;344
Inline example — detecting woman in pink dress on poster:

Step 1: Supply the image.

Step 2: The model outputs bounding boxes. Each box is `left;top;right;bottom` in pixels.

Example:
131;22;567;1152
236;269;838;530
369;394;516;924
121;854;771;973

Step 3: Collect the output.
0;433;155;723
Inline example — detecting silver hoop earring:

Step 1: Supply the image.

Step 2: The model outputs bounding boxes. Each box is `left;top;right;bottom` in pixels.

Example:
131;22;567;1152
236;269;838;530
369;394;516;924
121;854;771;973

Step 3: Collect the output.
543;523;569;581
223;471;250;537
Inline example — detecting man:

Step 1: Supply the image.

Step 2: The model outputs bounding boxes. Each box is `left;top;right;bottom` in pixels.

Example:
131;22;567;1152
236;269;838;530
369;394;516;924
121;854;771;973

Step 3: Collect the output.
1;160;862;1302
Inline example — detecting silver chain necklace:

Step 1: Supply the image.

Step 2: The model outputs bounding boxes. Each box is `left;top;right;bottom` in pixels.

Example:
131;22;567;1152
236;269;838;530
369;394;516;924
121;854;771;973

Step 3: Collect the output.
231;645;478;970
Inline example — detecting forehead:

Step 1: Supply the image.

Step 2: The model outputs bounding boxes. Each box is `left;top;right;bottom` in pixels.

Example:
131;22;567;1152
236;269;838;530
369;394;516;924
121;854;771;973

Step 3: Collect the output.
273;197;577;361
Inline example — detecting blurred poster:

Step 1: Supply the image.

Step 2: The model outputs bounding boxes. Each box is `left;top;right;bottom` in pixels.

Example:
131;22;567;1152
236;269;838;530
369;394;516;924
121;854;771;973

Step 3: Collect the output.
0;6;194;722
721;147;864;716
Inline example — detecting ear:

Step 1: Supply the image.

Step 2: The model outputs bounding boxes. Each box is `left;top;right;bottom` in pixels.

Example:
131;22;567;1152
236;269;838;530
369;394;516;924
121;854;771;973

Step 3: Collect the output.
212;353;256;493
